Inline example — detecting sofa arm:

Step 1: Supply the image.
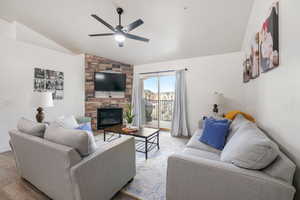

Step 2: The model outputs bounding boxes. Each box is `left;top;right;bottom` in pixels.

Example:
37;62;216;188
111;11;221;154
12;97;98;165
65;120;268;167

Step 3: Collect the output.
166;153;295;200
71;136;136;200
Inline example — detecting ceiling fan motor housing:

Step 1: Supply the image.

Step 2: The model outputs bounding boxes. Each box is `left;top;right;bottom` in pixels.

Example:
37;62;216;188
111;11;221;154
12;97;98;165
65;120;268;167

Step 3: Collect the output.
116;25;123;31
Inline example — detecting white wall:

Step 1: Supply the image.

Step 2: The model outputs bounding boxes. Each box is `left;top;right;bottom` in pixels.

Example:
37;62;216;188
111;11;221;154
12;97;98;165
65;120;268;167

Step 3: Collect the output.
134;52;244;133
0;37;84;152
14;22;73;54
0;19;15;39
0;19;73;54
242;0;300;196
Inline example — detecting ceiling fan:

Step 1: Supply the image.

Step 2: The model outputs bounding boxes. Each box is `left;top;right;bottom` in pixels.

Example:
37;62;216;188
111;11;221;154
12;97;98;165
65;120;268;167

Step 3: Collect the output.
89;7;150;47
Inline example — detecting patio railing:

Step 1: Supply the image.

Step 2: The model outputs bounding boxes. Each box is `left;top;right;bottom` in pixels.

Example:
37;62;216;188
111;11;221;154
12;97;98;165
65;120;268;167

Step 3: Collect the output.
145;99;174;122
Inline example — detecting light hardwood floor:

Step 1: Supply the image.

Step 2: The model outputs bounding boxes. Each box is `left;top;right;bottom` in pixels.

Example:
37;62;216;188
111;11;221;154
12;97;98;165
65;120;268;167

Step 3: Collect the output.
0;151;137;200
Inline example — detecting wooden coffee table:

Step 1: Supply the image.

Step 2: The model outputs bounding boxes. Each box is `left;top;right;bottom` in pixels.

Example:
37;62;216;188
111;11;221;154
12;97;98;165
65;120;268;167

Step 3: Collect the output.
104;125;160;160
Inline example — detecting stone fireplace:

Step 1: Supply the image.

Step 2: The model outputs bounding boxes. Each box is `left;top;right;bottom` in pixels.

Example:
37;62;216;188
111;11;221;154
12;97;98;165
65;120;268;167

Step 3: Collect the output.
97;108;123;129
84;54;133;131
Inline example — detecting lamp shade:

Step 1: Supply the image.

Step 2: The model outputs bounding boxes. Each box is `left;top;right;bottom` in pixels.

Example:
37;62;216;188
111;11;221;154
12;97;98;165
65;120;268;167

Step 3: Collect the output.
32;92;54;108
213;92;224;106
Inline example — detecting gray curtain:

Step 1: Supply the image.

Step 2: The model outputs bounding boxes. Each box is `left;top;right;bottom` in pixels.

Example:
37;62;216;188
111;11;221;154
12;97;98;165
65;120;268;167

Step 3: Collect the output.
171;70;190;137
132;74;144;128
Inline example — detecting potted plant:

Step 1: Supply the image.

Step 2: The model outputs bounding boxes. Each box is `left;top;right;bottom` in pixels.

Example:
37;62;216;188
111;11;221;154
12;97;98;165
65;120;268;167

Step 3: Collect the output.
124;103;135;128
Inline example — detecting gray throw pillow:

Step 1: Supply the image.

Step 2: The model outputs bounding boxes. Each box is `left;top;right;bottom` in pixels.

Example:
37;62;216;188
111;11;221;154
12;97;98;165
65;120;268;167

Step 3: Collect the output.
17;117;47;137
44;122;97;157
221;122;279;170
227;114;252;142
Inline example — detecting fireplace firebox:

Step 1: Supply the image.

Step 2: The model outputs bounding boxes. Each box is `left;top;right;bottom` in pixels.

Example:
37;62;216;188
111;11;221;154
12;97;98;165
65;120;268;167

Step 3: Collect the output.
97;108;123;129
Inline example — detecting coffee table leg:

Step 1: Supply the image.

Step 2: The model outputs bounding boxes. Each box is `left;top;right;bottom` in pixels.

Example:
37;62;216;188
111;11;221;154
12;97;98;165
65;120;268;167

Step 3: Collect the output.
145;138;148;160
104;130;106;141
157;132;160;150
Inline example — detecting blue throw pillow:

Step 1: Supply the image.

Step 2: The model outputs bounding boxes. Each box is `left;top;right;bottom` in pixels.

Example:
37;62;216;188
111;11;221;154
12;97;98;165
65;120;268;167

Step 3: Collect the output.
76;123;92;132
199;118;230;150
202;117;230;130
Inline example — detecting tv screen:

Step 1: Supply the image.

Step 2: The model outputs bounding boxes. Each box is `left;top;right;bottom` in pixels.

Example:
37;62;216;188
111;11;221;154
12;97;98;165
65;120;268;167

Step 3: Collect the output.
94;72;126;92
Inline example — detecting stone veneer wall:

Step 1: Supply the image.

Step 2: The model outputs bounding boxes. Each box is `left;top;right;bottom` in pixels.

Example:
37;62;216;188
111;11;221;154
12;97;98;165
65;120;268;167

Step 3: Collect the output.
85;54;133;130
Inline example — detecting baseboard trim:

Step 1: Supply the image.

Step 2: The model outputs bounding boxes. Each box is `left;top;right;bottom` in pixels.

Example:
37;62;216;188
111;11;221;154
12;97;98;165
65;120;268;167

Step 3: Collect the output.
0;146;11;153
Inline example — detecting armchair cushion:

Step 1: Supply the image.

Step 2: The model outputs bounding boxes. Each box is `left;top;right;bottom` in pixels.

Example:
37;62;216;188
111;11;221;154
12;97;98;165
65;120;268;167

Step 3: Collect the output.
45;122;97;157
17;117;47;137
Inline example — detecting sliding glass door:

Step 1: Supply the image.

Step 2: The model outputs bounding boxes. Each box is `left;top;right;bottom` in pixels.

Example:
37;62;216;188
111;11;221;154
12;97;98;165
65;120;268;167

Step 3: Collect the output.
143;76;159;128
142;74;175;130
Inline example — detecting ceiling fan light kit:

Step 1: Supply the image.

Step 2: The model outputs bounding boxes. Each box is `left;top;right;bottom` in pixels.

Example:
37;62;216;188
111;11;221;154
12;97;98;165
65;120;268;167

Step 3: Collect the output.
114;33;125;43
89;7;150;47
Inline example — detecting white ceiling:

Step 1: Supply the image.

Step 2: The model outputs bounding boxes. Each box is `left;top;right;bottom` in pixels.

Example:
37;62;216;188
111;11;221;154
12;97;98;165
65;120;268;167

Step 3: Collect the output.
0;0;254;65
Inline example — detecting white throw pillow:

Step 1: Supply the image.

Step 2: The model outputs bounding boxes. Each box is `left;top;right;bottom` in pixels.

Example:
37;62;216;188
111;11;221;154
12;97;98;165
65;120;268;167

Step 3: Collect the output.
221;122;279;170
17;117;47;137
44;122;97;157
55;115;79;129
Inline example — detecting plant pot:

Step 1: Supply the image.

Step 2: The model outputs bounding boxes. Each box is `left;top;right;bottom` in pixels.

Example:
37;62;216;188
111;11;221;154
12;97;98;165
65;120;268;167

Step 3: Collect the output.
126;123;133;129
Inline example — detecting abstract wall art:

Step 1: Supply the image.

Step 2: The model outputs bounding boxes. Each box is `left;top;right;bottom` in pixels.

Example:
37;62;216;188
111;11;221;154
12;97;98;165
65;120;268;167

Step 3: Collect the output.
260;1;279;73
243;1;279;83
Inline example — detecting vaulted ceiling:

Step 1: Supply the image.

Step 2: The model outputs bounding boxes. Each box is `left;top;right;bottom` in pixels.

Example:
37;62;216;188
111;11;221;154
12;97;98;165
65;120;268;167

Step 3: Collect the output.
0;0;254;65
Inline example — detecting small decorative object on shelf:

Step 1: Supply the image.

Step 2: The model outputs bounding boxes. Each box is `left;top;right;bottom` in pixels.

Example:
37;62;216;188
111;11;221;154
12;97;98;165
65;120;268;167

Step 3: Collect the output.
124;103;135;128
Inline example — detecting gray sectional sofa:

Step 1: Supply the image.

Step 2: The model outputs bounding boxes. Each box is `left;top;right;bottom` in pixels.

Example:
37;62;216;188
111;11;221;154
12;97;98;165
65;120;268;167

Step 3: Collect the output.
166;115;296;200
9;118;136;200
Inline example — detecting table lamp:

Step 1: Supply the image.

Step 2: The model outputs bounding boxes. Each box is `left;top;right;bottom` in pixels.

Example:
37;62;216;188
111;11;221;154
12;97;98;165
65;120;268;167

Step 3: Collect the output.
212;92;223;116
32;92;54;123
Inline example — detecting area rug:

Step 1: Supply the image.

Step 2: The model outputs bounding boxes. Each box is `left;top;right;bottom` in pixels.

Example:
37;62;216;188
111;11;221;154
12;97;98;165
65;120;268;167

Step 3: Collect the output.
95;132;188;200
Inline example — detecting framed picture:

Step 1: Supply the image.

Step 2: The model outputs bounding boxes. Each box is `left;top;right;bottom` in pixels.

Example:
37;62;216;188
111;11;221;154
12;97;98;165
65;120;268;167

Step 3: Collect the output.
242;1;279;83
46;80;56;90
34;68;64;100
34;68;45;79
46;70;57;80
53;90;64;100
55;79;64;90
260;1;279;73
243;57;251;83
250;32;260;79
34;78;45;92
56;71;64;80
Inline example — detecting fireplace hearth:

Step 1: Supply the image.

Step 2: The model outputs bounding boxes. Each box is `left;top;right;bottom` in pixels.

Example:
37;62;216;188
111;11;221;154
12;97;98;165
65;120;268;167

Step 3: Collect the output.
97;108;123;130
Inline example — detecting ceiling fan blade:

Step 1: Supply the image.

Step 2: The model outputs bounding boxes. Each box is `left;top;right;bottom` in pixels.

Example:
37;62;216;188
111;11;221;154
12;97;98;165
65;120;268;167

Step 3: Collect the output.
89;33;114;37
125;19;144;32
125;33;149;42
91;14;115;32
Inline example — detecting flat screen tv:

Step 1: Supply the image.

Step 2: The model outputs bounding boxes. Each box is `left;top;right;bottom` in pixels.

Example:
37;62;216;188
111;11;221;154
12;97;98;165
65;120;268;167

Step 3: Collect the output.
94;72;126;92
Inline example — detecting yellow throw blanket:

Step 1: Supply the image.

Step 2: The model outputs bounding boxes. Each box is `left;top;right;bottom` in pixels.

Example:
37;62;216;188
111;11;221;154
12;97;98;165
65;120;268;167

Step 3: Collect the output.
224;110;256;123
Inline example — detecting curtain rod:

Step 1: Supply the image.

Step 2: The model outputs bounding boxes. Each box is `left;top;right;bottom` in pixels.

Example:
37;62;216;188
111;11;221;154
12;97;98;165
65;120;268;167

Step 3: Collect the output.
139;68;188;75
